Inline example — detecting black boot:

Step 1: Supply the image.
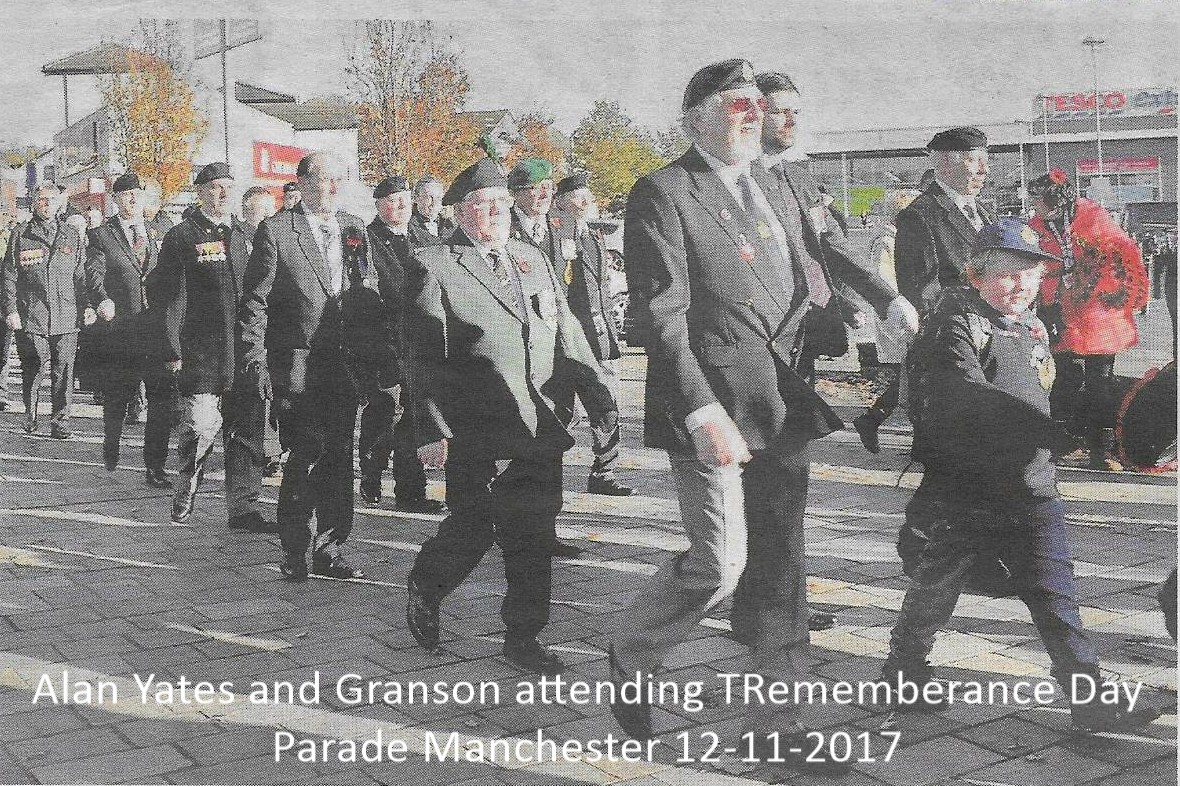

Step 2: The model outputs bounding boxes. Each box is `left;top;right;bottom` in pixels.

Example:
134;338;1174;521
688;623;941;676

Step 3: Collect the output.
879;657;948;712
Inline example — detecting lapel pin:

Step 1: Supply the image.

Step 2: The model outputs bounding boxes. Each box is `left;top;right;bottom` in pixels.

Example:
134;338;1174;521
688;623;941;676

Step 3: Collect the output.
720;208;732;221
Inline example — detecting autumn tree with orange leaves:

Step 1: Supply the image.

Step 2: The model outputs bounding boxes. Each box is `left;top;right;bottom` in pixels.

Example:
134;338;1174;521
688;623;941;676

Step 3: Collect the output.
100;22;207;203
348;21;481;185
504;110;569;174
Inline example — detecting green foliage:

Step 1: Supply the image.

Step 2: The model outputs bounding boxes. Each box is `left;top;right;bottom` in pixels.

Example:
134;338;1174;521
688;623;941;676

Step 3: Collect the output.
571;100;668;207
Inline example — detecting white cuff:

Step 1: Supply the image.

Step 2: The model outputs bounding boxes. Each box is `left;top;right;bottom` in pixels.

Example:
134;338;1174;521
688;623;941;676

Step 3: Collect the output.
685;402;728;432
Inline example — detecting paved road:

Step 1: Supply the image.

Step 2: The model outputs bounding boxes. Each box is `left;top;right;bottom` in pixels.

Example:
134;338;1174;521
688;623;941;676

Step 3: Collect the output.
0;353;1175;785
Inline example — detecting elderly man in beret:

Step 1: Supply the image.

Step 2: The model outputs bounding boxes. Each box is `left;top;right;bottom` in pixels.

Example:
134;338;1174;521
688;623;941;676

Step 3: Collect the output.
84;171;175;487
239;152;398;582
607;58;853;776
152;163;277;532
357;176;446;515
854;126;991;452
280;181;300;212
550;172;635;497
403;158;617;675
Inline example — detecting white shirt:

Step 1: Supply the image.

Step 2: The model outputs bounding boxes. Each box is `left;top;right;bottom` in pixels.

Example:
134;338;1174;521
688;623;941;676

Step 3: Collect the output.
304;211;343;294
118;216;148;248
516;210;546;243
935;177;983;229
379;217;407;236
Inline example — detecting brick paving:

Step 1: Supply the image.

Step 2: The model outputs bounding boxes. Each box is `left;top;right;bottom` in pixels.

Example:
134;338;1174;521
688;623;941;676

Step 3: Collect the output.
0;343;1174;785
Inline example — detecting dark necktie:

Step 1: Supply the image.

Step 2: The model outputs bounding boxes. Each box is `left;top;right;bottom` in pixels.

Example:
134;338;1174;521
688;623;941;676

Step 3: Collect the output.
963;202;980;229
487;248;511;288
754;170;832;308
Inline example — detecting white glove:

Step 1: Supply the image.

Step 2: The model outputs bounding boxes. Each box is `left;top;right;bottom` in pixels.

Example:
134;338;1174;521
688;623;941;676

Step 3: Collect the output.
5;313;20;331
885;296;920;335
82;308;97;327
689;410;753;468
97;299;116;322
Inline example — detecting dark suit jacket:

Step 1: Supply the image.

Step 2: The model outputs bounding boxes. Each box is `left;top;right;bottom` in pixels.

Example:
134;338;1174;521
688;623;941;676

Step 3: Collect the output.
407;210;454;249
84;215;165;361
894;181;993;318
367;217;413;371
2;217;86;336
406;230;615;460
155;210;251;394
549;214;621;362
624;146;844;456
509;207;561;267
238;205;398;397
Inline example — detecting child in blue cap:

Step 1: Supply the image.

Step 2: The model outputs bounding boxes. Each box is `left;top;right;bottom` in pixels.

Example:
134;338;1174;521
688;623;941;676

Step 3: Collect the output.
880;217;1159;731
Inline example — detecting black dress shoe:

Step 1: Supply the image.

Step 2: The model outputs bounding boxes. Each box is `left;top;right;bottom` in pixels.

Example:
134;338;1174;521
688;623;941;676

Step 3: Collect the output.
263;459;282;477
145;468;173;489
550;539;584;558
171;494;195;524
280;552;308;582
503;637;564;675
49;424;72;440
359;477;382;504
406;578;440;652
808;611;837;631
227;511;281;533
853;413;881;454
748;728;853;778
607;644;652;740
395;497;448;515
587;477;635;496
311;552;366;579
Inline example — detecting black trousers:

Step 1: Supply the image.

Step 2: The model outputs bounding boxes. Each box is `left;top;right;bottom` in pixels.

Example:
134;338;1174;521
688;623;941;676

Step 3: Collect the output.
15;331;77;426
357;385;427;500
101;364;175;470
408;449;564;640
275;375;359;558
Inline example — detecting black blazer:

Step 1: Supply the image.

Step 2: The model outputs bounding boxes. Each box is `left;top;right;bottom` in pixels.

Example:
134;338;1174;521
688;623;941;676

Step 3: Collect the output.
155;210;252;394
625;146;843;456
84;215;164;358
238;205;398;396
407;210;454;249
894;181;994;318
550;214;621;362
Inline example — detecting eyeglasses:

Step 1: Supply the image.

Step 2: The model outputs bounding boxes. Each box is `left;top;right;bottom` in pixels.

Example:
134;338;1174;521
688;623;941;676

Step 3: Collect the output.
723;96;769;115
466;196;513;212
766;107;802;117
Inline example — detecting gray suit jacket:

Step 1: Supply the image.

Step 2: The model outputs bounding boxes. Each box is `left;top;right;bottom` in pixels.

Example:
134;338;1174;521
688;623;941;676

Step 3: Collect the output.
625;146;843;456
407;230;615;460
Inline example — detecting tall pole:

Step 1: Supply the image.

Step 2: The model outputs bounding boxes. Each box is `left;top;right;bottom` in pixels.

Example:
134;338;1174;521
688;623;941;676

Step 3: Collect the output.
1082;37;1105;177
62;76;70;127
220;19;230;163
1040;94;1050;172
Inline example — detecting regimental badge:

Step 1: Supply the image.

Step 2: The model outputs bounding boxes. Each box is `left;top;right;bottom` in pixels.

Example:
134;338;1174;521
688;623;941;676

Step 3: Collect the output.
560;238;578;261
18;248;45;267
737;233;756;262
756;221;772;240
1030;342;1055;390
195;241;227;265
720;208;732;221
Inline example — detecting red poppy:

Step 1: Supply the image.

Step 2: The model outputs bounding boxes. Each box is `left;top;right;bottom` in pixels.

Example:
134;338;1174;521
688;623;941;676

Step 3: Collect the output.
345;235;363;249
1049;168;1068;185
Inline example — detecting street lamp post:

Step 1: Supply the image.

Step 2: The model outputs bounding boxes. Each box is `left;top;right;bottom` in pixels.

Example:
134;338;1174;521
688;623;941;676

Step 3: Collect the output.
1082;36;1106;178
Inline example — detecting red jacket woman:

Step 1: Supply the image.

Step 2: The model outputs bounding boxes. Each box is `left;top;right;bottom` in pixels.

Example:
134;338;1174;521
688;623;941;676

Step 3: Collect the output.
1031;190;1149;356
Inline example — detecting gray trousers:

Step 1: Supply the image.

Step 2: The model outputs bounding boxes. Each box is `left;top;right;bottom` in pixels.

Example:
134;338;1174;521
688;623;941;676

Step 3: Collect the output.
15;331;77;425
613;447;811;732
173;392;263;521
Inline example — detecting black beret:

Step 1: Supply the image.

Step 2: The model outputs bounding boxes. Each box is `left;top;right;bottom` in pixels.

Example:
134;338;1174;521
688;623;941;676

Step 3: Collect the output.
683;59;757;112
555;172;589;197
507;159;554;191
927;127;988;151
373;176;410;199
442;159;507;206
755;71;799;95
193;162;233;186
112;173;143;193
282;182;299;194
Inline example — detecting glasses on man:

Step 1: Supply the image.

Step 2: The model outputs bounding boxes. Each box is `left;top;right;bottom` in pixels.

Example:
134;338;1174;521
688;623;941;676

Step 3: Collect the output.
723;96;769;115
466;196;513;212
766;106;802;118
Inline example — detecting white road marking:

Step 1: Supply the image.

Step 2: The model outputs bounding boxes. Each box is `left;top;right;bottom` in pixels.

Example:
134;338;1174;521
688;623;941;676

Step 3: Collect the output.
166;623;292;652
21;545;179;570
0;508;189;528
0;476;64;484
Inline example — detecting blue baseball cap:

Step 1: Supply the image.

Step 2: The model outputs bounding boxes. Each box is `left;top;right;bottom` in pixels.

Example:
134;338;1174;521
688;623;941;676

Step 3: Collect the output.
973;217;1060;263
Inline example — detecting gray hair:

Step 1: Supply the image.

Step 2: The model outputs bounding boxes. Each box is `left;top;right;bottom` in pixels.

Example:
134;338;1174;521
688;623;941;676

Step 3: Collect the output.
414;176;444;197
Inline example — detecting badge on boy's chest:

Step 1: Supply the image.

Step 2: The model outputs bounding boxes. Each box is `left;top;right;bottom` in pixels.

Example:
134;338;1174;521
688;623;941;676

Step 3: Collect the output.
1030;342;1055;390
195;240;227;265
18;247;45;267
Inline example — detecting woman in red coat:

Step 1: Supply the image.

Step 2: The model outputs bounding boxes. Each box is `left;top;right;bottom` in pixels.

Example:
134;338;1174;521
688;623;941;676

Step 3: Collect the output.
1029;169;1149;469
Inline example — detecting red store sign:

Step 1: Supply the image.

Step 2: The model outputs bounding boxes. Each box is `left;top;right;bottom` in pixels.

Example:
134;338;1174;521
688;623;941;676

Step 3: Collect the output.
1077;157;1160;175
253;142;307;181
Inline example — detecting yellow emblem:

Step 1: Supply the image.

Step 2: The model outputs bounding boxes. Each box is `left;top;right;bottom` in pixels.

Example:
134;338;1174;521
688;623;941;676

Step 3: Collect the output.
1021;226;1040;247
1037;352;1055;391
756;221;772;239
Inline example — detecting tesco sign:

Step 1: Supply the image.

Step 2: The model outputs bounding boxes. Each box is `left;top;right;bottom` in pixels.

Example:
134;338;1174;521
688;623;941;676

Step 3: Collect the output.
1038;87;1176;119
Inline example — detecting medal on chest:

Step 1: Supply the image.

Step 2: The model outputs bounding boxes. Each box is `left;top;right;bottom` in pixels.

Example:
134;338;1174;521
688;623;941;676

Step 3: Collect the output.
1030;342;1055;390
755;221;772;240
195;240;227;265
18;247;45;267
737;233;756;262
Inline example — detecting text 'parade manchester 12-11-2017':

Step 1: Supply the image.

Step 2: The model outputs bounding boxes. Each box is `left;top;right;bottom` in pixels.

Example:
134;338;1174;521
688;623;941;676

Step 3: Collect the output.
0;4;1176;786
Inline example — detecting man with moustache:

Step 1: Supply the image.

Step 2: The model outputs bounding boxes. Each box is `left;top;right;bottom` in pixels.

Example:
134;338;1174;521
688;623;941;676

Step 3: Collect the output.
84;172;174;487
403;159;616;675
2;183;88;438
154;163;278;533
407;176;453;247
549;172;635;497
855;127;991;452
358;175;446;514
605;59;852;776
239;152;397;582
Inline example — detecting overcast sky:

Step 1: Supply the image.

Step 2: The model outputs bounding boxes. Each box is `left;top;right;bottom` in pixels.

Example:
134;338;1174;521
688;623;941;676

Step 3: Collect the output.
1;0;1177;150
